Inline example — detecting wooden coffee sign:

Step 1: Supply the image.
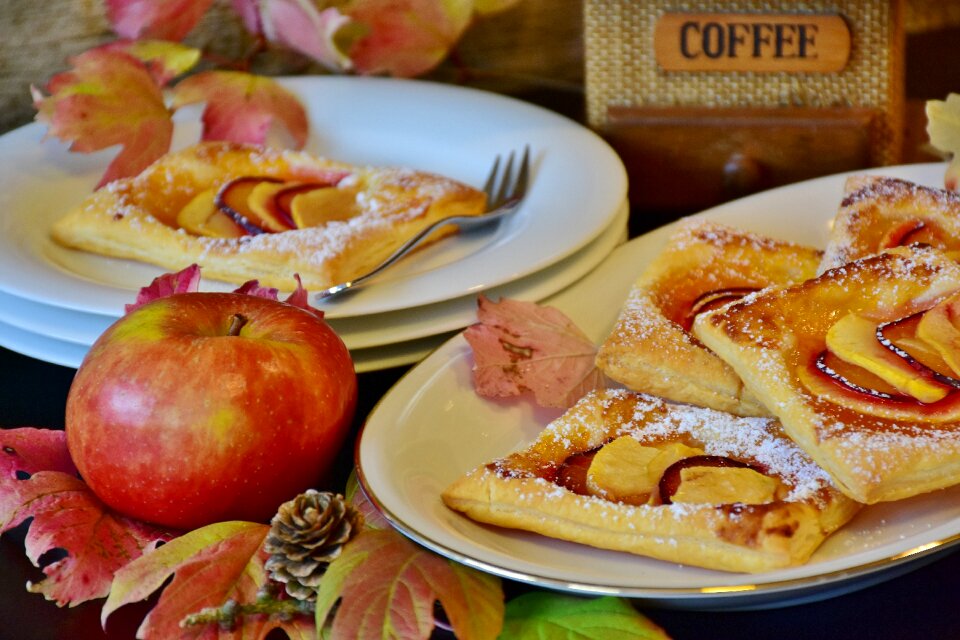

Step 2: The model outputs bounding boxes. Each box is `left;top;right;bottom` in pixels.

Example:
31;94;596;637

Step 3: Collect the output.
654;13;851;73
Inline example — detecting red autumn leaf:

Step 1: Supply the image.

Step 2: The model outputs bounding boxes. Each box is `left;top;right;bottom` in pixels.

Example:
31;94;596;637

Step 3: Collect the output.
171;71;309;149
95;39;202;86
315;528;504;640
106;0;215;41
32;48;173;187
1;428;77;479
258;0;356;71
346;474;391;531
0;428;174;607
231;0;264;34
346;0;474;77
124;263;202;313
103;521;315;639
464;295;605;408
126;265;324;319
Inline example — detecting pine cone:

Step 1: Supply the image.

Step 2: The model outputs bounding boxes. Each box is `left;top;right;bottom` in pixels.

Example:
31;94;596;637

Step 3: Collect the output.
264;490;363;600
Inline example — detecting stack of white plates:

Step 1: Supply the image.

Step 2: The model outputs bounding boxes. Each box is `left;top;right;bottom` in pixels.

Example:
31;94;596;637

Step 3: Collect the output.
0;77;629;372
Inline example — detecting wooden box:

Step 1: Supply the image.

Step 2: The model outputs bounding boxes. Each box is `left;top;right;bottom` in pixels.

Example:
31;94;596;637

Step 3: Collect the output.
584;0;906;213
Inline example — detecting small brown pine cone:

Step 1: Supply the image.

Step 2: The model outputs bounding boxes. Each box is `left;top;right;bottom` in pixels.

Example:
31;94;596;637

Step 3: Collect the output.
264;489;364;601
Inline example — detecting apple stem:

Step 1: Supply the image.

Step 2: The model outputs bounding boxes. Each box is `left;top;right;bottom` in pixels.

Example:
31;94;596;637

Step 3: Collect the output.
228;314;249;336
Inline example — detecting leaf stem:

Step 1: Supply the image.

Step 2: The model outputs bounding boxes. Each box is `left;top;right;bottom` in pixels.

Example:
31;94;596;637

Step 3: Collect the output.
182;596;315;630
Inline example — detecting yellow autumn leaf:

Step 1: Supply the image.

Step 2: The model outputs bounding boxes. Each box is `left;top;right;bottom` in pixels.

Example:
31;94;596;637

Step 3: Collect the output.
926;93;960;157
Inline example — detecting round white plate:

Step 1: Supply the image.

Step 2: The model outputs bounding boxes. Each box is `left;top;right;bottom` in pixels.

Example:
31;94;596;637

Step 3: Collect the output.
0;201;627;351
0;315;452;375
357;162;960;609
0;77;627;320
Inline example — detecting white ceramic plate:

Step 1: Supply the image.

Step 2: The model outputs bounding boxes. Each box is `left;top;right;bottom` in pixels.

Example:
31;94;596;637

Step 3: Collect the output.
0;77;626;320
357;162;960;609
0;201;627;352
0;315;452;375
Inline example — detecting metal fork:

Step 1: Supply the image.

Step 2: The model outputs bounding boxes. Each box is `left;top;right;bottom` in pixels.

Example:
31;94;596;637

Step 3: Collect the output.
315;146;531;300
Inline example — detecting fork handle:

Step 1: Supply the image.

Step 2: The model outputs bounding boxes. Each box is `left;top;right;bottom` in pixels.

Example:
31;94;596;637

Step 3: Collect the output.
318;215;466;297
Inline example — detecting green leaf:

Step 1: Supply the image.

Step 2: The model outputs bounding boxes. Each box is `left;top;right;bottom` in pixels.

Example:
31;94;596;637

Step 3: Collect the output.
500;593;671;640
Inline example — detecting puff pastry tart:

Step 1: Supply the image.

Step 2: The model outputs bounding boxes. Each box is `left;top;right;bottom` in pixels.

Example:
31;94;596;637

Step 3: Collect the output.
693;245;960;504
442;389;860;573
595;220;821;417
819;175;960;272
50;142;487;290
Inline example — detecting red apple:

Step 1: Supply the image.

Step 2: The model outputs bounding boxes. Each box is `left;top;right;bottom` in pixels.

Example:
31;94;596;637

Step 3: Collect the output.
64;292;357;530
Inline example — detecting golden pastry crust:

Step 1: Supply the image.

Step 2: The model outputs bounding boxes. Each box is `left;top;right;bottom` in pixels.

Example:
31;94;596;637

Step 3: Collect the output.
595;220;821;416
693;245;960;504
50;142;487;290
819;175;960;272
442;389;860;573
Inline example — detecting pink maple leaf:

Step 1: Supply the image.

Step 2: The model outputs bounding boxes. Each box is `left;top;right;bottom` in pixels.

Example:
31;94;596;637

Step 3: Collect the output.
463;295;605;409
0;428;175;607
126;265;324;319
1;428;77;479
31;48;174;188
124;263;202;313
93;39;202;86
346;0;474;77
259;0;355;71
231;0;264;35
106;0;214;41
171;70;309;149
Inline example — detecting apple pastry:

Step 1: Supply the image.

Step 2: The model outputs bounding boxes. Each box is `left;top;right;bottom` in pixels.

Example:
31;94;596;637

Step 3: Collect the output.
595;220;821;416
819;175;960;272
50;142;487;290
442;389;860;573
693;245;960;504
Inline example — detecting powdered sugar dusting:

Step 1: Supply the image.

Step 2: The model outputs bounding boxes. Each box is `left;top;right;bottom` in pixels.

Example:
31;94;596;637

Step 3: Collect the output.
537;388;835;504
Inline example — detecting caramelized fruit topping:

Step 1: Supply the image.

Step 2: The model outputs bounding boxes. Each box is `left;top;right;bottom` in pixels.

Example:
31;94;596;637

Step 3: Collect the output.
682;287;759;330
659;455;768;504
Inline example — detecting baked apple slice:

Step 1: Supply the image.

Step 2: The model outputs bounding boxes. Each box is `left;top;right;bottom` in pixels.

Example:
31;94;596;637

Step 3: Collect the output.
879;219;938;249
246;180;297;231
826;313;953;403
584;436;661;505
681;287;759;331
176;188;248;238
659;455;781;505
288;185;362;228
798;349;960;422
215;177;285;234
917;293;960;376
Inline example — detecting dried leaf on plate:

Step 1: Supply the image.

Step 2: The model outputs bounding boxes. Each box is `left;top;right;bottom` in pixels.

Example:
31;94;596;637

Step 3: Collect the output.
464;295;605;408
